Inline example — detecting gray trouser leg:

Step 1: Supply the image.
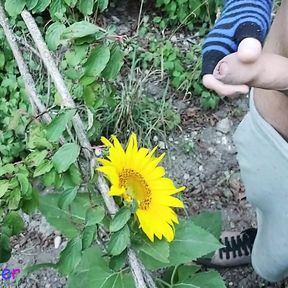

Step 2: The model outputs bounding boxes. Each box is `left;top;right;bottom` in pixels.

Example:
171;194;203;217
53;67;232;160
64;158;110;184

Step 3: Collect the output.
233;91;288;282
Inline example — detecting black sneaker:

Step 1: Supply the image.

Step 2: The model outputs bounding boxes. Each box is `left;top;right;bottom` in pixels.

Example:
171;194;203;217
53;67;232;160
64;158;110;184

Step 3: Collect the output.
196;228;257;268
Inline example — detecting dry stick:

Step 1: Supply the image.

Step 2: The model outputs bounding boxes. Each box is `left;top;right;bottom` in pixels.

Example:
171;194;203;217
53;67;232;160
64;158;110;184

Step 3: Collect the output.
21;9;154;288
0;4;50;123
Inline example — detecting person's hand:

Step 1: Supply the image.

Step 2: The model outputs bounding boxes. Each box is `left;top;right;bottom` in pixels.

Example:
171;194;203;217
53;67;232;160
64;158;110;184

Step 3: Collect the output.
201;0;272;96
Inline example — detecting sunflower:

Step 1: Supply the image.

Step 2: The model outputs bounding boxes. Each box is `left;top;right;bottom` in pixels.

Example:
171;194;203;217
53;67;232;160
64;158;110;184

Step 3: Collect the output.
97;133;185;242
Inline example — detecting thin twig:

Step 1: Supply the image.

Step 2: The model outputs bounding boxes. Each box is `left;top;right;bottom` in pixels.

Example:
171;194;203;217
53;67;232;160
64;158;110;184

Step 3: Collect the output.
0;4;49;123
21;9;153;288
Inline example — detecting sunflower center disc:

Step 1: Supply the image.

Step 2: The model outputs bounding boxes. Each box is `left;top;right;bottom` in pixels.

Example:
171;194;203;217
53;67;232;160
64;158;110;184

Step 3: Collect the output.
119;168;152;210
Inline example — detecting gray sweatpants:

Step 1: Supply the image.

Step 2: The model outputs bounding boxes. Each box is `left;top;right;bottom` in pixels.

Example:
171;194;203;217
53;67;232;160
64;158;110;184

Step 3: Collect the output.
233;90;288;282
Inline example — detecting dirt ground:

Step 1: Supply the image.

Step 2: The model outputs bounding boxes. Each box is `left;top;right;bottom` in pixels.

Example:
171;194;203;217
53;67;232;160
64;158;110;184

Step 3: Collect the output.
2;3;288;288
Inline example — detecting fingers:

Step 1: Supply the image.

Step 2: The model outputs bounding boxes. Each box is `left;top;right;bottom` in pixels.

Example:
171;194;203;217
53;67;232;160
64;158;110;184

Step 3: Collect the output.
202;74;250;97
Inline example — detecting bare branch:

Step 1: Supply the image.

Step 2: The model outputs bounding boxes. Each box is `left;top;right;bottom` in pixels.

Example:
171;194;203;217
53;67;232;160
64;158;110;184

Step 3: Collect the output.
0;4;50;124
21;9;155;288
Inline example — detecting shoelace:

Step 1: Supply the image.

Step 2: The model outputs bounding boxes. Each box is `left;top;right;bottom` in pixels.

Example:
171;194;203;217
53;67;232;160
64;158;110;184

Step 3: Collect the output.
219;228;257;260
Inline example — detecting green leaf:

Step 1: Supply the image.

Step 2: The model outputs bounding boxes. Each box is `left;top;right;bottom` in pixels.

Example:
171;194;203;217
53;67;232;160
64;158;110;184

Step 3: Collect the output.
177;265;201;282
26;150;48;168
109;251;127;271
109;207;131;232
3;212;24;236
82;225;97;250
84;44;110;77
64;0;77;7
85;206;105;226
57;237;82;275
0;164;14;177
169;220;221;266
97;0;108;12
33;160;53;177
107;225;130;256
5;0;26;17
16;173;29;194
139;239;169;263
58;187;78;210
52;143;80;173
22;188;39;214
67;246;134;288
0;233;11;263
102;45;124;80
191;211;222;239
45;22;66;51
62;21;100;39
39;193;93;238
33;0;51;13
0;180;9;198
65;45;88;66
49;0;66;20
78;0;94;15
26;0;38;10
8;189;21;210
0;52;5;69
46;110;74;142
174;271;225;288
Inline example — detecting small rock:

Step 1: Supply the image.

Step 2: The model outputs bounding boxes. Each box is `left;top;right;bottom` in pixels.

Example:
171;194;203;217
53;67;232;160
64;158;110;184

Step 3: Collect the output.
171;35;177;42
153;135;158;142
183;173;190;180
168;137;173;142
111;15;120;23
94;147;102;157
171;156;176;161
216;117;233;134
158;141;167;150
223;188;233;199
54;236;62;249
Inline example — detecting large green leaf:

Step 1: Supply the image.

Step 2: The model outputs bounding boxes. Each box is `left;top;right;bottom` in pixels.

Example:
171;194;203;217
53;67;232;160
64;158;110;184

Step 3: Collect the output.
169;220;221;266
107;225;130;256
67;246;134;288
190;211;222;239
174;271;226;288
140;219;221;270
5;0;26;17
46;110;74;142
139;238;170;263
52;143;80;173
39;193;93;238
102;45;124;80
57;237;82;275
62;21;100;39
84;44;110;77
45;22;66;51
78;0;94;15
